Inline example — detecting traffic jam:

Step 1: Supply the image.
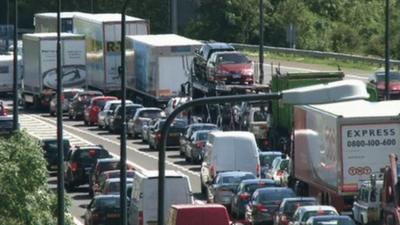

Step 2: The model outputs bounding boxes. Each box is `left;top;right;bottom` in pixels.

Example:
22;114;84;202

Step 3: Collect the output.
1;10;400;225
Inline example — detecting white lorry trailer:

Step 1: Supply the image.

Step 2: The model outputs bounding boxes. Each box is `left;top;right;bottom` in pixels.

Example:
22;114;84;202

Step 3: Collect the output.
34;12;87;33
125;34;201;106
0;54;21;93
22;33;87;108
73;13;149;94
292;99;400;212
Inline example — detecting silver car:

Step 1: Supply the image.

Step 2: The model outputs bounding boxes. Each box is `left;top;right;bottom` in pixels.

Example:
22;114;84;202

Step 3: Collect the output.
97;100;133;129
208;171;256;207
127;107;165;138
49;88;83;116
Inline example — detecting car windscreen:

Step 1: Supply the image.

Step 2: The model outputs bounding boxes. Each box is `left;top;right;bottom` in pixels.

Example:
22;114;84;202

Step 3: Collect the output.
376;72;400;82
260;154;282;167
218;53;248;64
253;111;268;122
108;181;133;193
139;110;163;119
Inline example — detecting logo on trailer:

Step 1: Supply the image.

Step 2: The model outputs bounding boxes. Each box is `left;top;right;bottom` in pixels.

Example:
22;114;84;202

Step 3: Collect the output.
348;166;372;176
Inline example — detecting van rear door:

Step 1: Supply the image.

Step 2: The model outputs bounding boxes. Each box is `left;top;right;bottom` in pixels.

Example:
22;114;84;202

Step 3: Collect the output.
165;177;193;220
233;137;258;175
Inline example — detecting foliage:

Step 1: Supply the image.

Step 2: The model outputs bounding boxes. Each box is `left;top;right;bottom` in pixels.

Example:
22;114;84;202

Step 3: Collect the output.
1;0;400;59
0;130;72;225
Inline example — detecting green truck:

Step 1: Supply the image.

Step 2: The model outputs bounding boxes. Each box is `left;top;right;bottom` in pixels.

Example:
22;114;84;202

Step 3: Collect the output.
268;71;378;152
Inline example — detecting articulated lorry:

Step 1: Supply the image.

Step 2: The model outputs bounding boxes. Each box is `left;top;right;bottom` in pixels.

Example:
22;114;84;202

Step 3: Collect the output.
73;13;149;94
126;34;201;106
34;12;87;33
381;153;400;225
22;33;87;108
0;54;21;93
292;100;400;212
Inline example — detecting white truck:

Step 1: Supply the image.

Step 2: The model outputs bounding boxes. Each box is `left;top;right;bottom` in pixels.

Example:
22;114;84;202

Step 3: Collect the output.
22;33;87;108
34;12;87;33
73;13;149;93
0;54;21;93
292;99;400;212
125;34;201;106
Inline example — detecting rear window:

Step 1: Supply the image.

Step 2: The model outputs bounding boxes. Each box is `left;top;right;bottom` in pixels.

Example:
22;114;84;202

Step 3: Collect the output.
253;111;268;122
192;125;217;134
221;174;256;184
107;181;133;193
98;161;120;173
197;132;209;140
93;100;108;109
110;103;120;111
245;182;278;194
43;140;70;153
260;189;295;202
313;219;353;225
96;197;120;209
118;106;142;116
73;149;110;163
171;120;187;128
260;154;282;167
302;211;338;222
64;91;78;99
139;110;164;119
283;200;316;215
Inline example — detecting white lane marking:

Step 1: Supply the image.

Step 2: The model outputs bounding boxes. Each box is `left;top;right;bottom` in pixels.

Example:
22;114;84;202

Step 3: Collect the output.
24;114;200;177
259;63;370;80
20;114;148;173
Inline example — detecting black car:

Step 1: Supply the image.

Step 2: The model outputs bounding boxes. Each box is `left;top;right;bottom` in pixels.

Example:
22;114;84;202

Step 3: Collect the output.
41;138;71;170
109;104;143;134
0;115;13;135
245;187;296;225
64;145;112;191
230;179;279;219
84;195;127;225
68;90;103;120
148;118;187;150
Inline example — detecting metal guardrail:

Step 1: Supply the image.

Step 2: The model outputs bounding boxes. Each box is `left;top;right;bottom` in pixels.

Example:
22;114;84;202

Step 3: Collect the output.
231;43;400;68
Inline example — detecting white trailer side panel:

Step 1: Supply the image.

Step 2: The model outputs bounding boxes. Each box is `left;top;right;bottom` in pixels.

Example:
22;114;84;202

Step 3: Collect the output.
158;56;191;97
23;37;42;95
341;123;400;191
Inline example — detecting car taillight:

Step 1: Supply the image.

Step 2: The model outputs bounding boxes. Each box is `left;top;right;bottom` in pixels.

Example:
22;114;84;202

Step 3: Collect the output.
257;203;268;212
155;133;161;141
70;162;78;172
276;170;284;177
138;211;143;225
78;96;82;102
239;192;250;200
92;105;100;112
2;108;7;116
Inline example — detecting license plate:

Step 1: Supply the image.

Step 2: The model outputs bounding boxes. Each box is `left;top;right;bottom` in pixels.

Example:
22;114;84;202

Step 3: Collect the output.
107;213;119;218
232;74;241;78
169;133;178;137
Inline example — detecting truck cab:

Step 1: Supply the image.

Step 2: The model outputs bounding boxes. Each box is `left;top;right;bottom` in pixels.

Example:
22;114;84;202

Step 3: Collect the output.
352;177;383;225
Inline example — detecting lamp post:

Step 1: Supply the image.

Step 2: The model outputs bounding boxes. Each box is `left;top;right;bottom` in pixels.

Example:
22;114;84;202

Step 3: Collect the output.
259;0;264;84
12;0;18;131
120;1;130;225
157;80;369;225
56;0;65;224
384;0;390;100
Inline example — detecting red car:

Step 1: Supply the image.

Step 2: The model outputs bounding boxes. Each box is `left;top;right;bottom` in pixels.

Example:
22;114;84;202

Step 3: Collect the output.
370;71;400;99
206;51;254;85
168;204;230;225
84;96;118;126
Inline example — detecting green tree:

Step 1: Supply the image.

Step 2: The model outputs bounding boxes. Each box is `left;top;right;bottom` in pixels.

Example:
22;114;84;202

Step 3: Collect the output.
0;130;72;225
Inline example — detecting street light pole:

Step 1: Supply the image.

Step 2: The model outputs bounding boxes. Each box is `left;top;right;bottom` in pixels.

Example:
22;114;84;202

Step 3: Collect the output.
258;0;264;84
157;80;369;225
12;0;18;131
384;0;390;100
120;1;130;225
56;0;65;224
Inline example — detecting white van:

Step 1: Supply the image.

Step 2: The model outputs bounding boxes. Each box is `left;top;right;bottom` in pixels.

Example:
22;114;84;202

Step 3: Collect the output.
128;170;194;225
200;131;260;194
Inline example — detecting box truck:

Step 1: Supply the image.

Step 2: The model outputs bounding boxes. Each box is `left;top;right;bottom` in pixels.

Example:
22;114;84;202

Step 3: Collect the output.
0;54;21;93
34;12;87;33
126;34;201;106
22;33;87;108
292;99;400;212
73;13;149;93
